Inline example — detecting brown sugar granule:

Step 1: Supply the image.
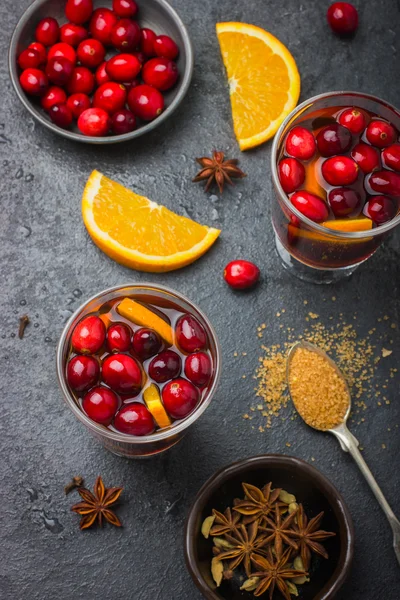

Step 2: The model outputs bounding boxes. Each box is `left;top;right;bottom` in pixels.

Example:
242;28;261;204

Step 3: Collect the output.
288;347;349;430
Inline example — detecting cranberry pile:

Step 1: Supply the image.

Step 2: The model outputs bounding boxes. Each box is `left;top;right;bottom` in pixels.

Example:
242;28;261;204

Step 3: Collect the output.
17;0;180;136
278;108;400;226
66;310;213;436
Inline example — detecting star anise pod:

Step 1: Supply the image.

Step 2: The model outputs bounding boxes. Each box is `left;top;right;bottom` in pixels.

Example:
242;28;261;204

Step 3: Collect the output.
290;504;336;569
71;476;123;530
259;503;299;558
210;507;242;537
250;547;308;600
192;151;246;194
215;522;268;577
233;482;285;525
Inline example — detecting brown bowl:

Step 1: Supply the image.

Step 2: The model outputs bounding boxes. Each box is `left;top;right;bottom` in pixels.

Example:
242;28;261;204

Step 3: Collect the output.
184;455;354;600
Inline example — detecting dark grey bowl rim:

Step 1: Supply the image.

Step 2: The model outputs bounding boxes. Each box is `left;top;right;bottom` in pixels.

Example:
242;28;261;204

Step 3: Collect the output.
8;0;194;144
184;454;354;600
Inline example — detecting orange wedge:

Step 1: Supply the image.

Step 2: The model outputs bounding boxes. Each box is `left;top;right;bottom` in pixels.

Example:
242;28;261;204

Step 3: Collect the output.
321;218;373;232
117;298;173;346
82;170;221;272
143;384;172;429
216;22;300;150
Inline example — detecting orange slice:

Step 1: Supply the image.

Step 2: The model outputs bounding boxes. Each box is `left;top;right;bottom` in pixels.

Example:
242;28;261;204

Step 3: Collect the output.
143;383;172;428
216;22;300;150
321;218;373;232
82;171;221;272
117;298;173;346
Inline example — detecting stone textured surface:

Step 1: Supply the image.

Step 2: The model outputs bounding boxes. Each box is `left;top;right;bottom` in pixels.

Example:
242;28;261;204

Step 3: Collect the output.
1;0;400;598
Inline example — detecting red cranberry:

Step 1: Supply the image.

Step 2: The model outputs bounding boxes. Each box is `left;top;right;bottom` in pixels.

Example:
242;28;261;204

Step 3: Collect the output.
107;323;132;352
327;2;358;35
132;328;161;359
148;350;181;383
90;8;118;45
78;107;111;136
46;57;74;86
328;187;361;217
18;48;41;70
113;0;138;18
71;315;106;353
111;109;136;134
67;92;91;118
366;120;397;149
351;142;380;173
316;124;352;157
106;54;141;82
48;42;76;65
41;86;67;111
369;170;400;196
35;17;59;46
29;42;47;64
142;58;178;91
285;127;316;160
65;0;93;25
184;352;212;387
154;35;179;60
363;196;396;224
162;378;200;419
95;62;110;86
140;28;157;57
224;260;260;290
19;68;48;96
67;66;94;94
278;157;305;194
111;19;141;51
60;23;87;47
67;355;99;392
83;386;119;426
77;39;106;69
176;314;207;353
338;108;366;134
102;353;142;394
127;85;164;121
93;82;127;115
322;156;359;186
290;191;329;222
382;144;400;172
114;403;155;435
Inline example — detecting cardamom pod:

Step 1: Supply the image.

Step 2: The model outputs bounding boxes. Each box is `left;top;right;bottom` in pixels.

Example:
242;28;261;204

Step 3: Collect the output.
288;502;299;514
279;489;297;504
286;581;299;596
211;557;224;587
213;537;235;550
201;515;215;539
240;577;260;591
292;575;310;585
294;556;305;571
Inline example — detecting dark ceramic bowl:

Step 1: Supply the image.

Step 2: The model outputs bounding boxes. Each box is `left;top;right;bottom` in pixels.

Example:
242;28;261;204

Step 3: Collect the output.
9;0;193;144
185;455;354;600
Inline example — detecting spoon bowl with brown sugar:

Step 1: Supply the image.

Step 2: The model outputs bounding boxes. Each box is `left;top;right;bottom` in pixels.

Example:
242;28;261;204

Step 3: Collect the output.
287;340;400;567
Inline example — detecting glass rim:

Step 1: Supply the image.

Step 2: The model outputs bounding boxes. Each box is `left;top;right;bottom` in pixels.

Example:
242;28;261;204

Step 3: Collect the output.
56;283;222;445
271;90;400;239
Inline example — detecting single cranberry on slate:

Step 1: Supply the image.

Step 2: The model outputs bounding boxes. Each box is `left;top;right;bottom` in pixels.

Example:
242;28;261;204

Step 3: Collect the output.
49;103;73;128
127;85;164;121
29;42;47;65
35;17;59;46
224;260;260;290
316;124;352;157
140;28;157;57
154;35;179;60
65;0;93;25
77;39;106;69
278;157;305;193
67;92;91;118
20;68;49;96
90;8;118;45
107;323;132;352
363;196;396;224
114;403;155;435
327;2;358;35
93;82;127;115
382;144;400;172
78;107;111;136
111;19;141;51
71;315;106;353
351;143;380;173
369;170;400;196
184;352;212;387
366;120;397;148
103;353;142;394
132;328;161;359
328;188;361;217
148;350;181;383
285;126;316;160
60;23;87;47
18;48;42;70
83;386;119;426
338;107;366;134
41;86;67;111
175;314;207;353
48;42;77;65
162;378;200;419
67;355;100;392
290;191;329;222
113;0;138;18
322;156;359;186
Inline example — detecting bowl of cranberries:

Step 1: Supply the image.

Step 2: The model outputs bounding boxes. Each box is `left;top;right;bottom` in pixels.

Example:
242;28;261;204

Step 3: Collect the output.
9;0;193;143
56;283;221;457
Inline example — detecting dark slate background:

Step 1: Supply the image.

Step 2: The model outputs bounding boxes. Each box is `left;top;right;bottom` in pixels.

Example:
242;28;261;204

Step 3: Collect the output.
1;0;400;598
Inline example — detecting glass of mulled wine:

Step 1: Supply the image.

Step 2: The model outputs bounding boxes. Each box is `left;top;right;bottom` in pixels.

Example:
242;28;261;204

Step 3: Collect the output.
271;91;400;284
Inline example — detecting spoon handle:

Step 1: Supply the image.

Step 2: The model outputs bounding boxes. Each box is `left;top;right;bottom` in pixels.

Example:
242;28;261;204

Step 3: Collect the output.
331;423;400;566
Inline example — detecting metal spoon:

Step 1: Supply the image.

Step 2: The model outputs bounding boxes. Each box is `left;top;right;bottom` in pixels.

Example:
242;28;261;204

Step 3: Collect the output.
287;340;400;566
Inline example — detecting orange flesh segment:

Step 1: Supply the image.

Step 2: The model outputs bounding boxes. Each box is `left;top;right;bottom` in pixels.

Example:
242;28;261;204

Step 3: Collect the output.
321;218;373;232
117;298;173;346
143;384;172;428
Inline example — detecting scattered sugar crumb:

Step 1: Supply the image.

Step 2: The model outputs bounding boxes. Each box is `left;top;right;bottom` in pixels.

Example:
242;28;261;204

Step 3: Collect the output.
382;348;392;358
